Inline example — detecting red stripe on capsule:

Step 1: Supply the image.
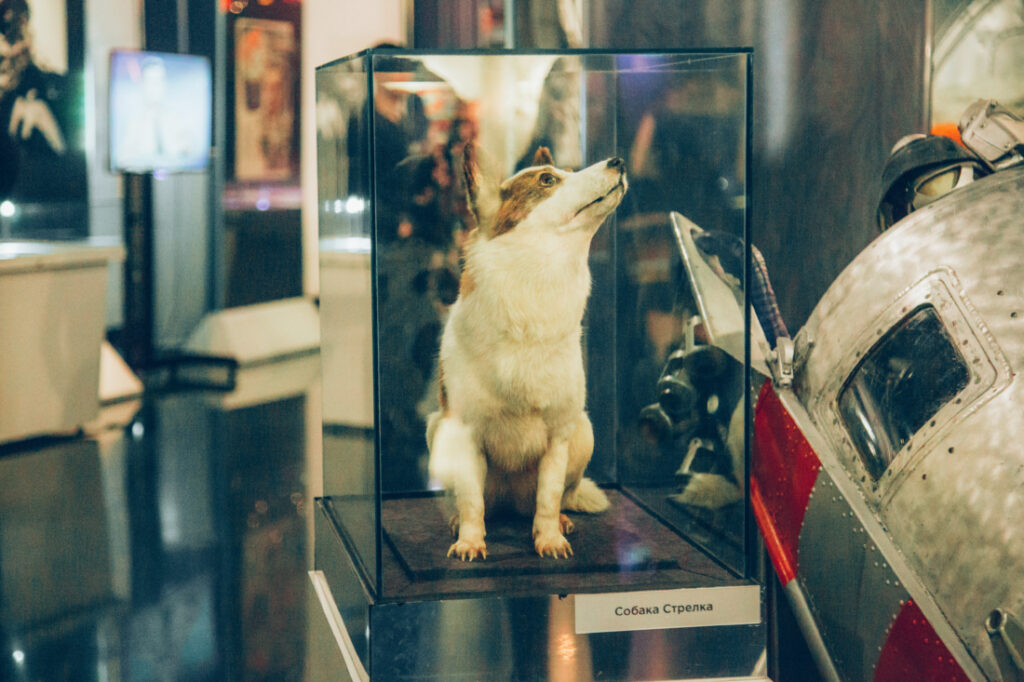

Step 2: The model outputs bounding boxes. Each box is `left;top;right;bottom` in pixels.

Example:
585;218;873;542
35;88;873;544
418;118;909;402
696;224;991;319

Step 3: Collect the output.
751;478;795;583
874;599;970;682
751;381;822;580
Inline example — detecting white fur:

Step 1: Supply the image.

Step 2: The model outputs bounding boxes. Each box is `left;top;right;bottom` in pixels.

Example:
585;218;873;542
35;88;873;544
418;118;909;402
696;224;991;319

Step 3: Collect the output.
428;155;626;560
672;397;746;510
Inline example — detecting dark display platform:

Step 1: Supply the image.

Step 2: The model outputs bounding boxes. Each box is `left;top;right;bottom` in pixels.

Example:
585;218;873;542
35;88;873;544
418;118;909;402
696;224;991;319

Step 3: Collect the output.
341;489;741;602
384;490;684;580
316;490;765;681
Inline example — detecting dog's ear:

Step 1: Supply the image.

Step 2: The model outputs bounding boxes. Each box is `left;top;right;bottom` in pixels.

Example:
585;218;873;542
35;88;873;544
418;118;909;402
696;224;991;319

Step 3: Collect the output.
532;146;554;167
462;144;500;236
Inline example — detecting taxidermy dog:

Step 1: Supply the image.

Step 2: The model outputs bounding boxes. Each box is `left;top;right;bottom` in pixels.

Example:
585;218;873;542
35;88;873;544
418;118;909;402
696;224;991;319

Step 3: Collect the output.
426;146;627;560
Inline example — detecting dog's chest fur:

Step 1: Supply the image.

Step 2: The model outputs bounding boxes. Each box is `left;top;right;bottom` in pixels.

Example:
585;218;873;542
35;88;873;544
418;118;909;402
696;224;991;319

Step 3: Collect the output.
441;236;592;465
435;149;626;478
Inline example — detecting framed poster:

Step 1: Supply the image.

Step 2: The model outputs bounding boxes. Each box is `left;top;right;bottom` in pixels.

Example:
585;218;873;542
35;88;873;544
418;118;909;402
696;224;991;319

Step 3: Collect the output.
233;17;295;182
0;0;87;237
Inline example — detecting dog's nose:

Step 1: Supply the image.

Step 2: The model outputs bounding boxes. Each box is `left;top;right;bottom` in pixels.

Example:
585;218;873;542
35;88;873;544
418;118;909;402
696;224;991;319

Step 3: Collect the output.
607;157;625;170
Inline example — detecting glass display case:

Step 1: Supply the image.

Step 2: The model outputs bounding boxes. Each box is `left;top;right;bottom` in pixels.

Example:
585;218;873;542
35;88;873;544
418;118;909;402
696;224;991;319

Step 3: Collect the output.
316;47;763;680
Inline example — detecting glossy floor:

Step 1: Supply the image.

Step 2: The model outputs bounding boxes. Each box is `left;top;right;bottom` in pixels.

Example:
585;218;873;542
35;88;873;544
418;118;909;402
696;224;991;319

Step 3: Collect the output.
0;356;322;682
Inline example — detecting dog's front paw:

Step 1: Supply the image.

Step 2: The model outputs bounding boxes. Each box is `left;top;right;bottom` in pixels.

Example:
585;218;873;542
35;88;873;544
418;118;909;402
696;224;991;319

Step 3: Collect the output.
447;537;487;561
534;532;573;559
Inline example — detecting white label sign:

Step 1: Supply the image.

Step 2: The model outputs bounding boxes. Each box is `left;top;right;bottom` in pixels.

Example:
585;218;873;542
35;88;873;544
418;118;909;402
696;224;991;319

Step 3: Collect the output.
574;585;761;634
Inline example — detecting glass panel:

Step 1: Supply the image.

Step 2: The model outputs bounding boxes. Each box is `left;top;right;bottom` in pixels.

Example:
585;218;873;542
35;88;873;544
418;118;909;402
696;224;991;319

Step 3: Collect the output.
368;53;463;495
318;49;752;595
838;306;970;480
932;0;1024;124
366;52;641;497
316;54;379;592
616;55;749;572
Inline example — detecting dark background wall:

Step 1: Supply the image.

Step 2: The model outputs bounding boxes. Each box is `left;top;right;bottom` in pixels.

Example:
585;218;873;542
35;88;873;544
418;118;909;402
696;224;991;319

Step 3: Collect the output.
417;0;931;330
588;0;930;330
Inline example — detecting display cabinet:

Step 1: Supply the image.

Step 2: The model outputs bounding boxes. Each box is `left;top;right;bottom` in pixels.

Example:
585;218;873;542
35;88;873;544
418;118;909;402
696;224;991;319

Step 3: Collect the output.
315;47;764;681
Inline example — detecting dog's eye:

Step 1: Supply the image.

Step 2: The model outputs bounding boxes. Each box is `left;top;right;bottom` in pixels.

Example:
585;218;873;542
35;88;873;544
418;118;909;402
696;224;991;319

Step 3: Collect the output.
539;173;557;187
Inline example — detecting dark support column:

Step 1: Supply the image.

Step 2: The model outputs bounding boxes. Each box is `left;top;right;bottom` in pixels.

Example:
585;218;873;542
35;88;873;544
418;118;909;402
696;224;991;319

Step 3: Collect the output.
143;0;180;52
122;172;154;368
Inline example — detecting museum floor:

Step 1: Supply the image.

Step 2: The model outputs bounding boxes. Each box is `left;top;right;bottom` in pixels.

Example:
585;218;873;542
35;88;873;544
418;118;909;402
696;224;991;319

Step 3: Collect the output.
0;354;322;682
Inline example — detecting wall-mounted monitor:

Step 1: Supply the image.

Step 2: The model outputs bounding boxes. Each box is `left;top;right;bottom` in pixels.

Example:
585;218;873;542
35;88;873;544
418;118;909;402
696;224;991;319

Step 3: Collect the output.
109;50;212;174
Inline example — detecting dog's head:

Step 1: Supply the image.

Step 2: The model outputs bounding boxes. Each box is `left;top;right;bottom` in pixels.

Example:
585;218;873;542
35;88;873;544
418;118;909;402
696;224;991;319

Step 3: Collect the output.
465;146;627;243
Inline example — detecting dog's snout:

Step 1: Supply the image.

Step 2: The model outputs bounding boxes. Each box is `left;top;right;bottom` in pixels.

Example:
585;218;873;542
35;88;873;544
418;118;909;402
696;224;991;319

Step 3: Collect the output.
607;157;625;170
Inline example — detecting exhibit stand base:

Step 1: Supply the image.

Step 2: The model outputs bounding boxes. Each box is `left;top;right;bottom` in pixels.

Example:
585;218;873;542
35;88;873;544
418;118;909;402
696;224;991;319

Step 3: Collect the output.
307;570;369;682
184;297;320;366
0;240;125;445
99;341;144;404
314;499;769;681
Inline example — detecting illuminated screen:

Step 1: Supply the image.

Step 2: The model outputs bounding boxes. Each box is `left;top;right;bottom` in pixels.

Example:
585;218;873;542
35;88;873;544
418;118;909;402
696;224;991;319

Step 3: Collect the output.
109;50;212;173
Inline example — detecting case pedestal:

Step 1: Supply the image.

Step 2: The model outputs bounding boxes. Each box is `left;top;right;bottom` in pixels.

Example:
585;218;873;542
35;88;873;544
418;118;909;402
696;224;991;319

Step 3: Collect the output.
0;240;124;444
184;297;320;365
315;500;767;681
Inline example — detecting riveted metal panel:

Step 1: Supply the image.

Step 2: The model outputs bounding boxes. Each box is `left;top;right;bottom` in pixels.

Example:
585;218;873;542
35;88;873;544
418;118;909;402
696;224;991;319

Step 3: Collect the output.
795;168;1024;412
775;389;987;680
799;471;921;681
806;268;1008;508
857;538;912;678
798;472;868;680
752;382;822;582
792;167;1024;681
874;600;972;682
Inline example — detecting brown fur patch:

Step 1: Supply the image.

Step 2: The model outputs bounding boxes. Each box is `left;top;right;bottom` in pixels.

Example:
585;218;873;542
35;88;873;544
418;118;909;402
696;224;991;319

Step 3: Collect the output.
491;169;562;237
533;146;554;166
459;269;476;297
462;146;481;226
438;364;449;415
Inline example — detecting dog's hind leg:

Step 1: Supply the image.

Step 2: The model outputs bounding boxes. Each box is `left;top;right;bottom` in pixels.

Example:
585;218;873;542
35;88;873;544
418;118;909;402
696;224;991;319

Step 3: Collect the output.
429;416;488;561
561;413;609;514
563;412;594;488
533;438;574;558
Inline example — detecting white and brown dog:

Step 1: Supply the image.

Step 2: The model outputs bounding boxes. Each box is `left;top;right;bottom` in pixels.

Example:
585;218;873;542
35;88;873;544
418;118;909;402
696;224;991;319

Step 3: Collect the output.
427;147;627;560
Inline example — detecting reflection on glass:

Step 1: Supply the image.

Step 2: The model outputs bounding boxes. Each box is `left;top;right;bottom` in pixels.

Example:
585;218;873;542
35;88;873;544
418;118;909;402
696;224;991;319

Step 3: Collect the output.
838;306;970;480
933;0;1024;123
316;55;379;592
616;58;748;569
317;50;752;589
316;54;372;242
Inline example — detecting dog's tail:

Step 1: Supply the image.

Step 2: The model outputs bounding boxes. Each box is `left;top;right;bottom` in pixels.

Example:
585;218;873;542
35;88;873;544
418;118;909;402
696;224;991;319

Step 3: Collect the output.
562;477;610;513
